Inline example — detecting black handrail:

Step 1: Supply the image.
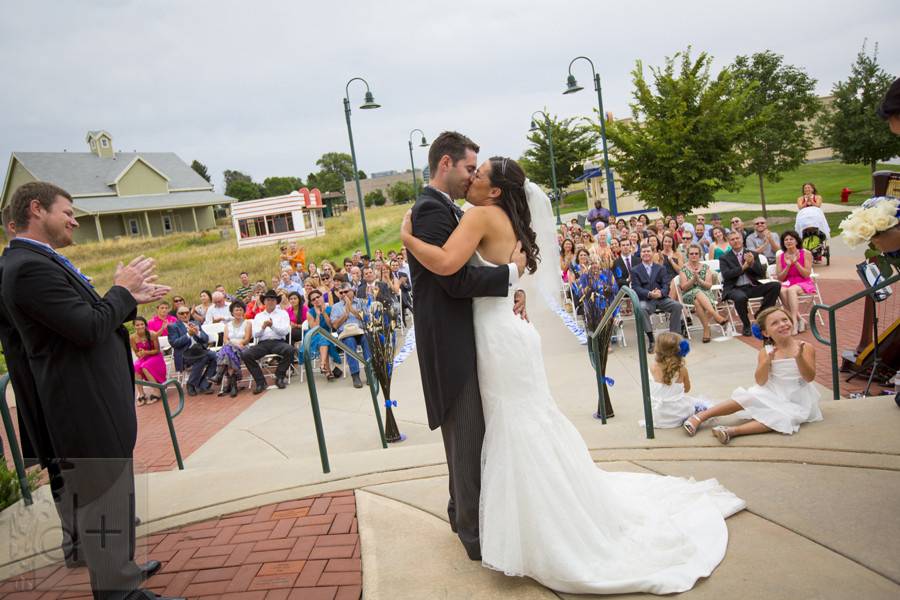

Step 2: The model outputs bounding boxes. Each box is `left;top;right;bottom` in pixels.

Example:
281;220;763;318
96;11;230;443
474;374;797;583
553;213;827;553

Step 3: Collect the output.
0;373;32;505
135;378;186;469
587;285;655;438
809;270;900;400
301;326;387;474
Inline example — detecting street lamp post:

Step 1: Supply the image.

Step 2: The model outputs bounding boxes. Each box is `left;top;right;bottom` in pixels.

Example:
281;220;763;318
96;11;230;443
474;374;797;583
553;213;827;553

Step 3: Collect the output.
563;56;617;215
529;110;561;225
407;129;428;200
343;77;381;256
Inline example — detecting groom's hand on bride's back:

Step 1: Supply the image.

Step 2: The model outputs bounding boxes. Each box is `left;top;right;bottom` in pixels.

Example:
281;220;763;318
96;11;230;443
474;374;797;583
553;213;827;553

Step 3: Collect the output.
511;241;527;276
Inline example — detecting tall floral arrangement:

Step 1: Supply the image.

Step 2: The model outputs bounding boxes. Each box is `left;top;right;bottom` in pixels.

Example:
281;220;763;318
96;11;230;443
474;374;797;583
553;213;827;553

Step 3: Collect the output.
571;264;619;418
362;297;403;442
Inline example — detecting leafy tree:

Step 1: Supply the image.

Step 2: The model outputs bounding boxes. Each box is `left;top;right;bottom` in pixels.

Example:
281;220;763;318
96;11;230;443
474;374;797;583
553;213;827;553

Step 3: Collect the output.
316;152;355;180
223;169;252;188
226;179;262;202
731;51;819;216
358;170;367;179
365;189;385;207
387;181;415;204
262;176;304;197
520;114;597;190
190;160;212;184
606;48;753;216
817;41;900;173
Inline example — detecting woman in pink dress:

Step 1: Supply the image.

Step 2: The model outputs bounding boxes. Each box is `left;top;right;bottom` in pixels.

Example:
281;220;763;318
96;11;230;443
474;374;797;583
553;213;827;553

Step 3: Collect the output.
776;230;816;335
131;316;167;405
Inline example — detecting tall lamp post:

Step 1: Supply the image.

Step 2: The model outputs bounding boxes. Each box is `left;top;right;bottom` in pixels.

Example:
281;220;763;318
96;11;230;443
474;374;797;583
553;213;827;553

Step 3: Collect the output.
343;77;381;256
529;110;561;225
563;56;617;215
407;129;428;199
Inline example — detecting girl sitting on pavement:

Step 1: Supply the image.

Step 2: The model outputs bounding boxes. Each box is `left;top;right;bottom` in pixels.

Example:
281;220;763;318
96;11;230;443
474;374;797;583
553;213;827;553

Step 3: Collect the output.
647;333;708;428
683;307;822;444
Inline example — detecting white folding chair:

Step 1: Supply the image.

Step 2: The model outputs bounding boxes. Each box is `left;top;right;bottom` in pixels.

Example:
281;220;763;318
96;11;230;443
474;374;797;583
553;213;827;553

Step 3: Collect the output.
201;322;226;351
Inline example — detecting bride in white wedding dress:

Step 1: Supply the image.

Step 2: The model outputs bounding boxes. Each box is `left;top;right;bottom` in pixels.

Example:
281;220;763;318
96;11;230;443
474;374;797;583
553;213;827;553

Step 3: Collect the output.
400;157;745;595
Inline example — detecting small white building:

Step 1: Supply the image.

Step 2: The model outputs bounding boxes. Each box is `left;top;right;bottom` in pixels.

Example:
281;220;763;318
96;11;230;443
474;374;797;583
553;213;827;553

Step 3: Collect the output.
231;187;326;248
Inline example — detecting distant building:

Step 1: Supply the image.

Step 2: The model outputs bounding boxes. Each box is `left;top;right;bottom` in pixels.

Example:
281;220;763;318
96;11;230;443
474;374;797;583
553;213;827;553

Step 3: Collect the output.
805;96;835;162
231;188;326;249
370;170;399;178
344;169;423;209
0;130;234;244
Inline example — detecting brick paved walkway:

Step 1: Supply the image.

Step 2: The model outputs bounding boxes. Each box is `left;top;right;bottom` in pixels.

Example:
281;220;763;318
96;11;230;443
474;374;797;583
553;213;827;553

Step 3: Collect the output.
0;491;362;599
736;278;900;397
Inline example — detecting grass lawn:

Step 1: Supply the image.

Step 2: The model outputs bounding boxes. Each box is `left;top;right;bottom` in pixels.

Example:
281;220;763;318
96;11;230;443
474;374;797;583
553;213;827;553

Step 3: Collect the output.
714;160;898;206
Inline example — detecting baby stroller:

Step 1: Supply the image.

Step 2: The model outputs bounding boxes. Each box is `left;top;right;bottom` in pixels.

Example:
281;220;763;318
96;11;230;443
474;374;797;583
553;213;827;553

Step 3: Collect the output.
794;206;831;265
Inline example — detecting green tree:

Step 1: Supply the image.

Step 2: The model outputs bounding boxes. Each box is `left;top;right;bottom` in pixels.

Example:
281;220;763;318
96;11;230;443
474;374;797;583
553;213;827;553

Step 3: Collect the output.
520;114;597;190
606;48;753;216
223;169;252;188
190;160;212;184
730;51;820;217
817;41;900;173
226;179;262;202
262;176;304;197
387;180;415;204
365;189;385;207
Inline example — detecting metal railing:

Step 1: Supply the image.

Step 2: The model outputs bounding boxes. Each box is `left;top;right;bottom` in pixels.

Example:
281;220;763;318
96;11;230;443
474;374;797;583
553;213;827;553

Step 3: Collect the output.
0;373;32;505
809;271;900;400
135;378;186;469
587;285;655;438
301;327;387;474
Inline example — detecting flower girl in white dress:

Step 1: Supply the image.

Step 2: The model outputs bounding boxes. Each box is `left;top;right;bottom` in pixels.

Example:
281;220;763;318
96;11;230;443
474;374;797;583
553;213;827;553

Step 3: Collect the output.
683;306;822;444
647;332;709;428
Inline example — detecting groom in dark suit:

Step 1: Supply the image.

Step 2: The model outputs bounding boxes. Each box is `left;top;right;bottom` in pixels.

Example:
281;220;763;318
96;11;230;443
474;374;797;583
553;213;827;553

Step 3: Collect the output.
2;182;177;600
408;131;525;560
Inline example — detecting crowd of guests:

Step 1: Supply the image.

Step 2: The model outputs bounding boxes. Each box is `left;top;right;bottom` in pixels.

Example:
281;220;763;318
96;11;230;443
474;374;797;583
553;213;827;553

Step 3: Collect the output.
130;243;414;403
562;196;820;351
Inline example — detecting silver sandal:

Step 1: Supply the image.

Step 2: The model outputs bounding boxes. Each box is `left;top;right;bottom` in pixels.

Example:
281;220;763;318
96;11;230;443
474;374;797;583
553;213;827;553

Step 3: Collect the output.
683;415;702;437
712;426;732;445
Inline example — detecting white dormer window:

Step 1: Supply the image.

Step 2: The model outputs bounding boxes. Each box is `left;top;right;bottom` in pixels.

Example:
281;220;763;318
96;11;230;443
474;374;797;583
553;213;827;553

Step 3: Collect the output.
100;138;109;148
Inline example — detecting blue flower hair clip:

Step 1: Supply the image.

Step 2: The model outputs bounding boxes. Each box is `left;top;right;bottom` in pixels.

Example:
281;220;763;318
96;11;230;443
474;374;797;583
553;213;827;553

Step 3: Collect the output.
750;323;764;340
678;339;690;357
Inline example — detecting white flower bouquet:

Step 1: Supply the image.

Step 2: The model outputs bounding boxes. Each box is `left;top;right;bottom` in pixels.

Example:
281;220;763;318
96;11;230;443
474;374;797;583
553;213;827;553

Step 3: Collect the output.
839;197;900;248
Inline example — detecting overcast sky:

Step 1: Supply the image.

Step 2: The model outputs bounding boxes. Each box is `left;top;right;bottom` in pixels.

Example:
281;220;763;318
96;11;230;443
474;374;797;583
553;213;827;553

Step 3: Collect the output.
1;0;897;192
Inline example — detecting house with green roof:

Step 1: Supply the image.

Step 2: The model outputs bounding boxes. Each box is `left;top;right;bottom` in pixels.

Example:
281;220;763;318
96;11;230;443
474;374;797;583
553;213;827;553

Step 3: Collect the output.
0;130;234;244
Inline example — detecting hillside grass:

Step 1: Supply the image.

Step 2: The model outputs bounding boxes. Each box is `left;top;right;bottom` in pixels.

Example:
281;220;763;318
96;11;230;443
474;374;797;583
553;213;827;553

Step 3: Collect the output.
714;160;897;206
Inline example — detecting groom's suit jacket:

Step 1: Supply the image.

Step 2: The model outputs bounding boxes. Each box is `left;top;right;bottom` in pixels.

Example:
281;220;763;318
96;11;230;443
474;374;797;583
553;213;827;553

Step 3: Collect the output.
410;186;510;430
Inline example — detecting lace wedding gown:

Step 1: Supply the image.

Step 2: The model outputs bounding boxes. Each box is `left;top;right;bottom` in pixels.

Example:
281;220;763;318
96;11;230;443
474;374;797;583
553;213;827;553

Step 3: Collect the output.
471;251;746;595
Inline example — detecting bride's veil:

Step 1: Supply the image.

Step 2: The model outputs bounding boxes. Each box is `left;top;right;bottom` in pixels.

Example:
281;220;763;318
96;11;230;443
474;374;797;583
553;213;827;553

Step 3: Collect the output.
524;180;563;309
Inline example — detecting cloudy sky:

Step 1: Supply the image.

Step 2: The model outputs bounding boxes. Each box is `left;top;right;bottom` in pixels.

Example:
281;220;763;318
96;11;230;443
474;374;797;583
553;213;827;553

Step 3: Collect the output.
1;0;897;192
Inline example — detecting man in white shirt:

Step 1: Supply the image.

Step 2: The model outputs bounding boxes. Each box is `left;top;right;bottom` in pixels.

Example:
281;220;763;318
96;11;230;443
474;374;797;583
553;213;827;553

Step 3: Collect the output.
241;290;294;392
204;291;232;325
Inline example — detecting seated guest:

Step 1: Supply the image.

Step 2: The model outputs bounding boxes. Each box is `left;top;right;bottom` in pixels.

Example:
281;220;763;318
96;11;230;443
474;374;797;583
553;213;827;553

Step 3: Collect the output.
204;291;232;326
131;316;166;406
306;289;342;380
630;243;684;354
168;306;217;396
234;271;253;302
720;231;781;336
559;238;576;280
243;290;294;393
277;269;304;296
566;248;592;285
380;262;401;299
609;237;622;262
245;283;266;319
192;289;212;322
709;213;728;233
776;230;816;335
147;300;176;337
679;243;730;342
612;239;639;287
660;233;684;293
356;266;392;301
287;291;308;344
707;226;731;261
214;284;235;302
730;216;749;242
211;300;252;397
168;295;186;317
683;307;821;443
594;233;614;269
745;216;781;263
348;265;363;288
331;283;370;388
694;214;712;241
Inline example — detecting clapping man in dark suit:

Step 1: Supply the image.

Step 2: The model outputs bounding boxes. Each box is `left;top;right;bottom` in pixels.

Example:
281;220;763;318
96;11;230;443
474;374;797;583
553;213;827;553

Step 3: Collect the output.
1;182;179;600
612;238;639;287
720;230;781;336
356;265;392;301
407;131;526;561
630;243;683;354
167;308;217;395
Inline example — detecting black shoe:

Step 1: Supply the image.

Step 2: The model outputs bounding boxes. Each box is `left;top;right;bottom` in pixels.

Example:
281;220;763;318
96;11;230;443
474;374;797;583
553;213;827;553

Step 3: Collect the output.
199;385;214;395
332;366;343;378
209;366;226;385
230;380;239;398
275;377;287;389
742;325;753;337
647;340;655;354
140;560;162;580
124;589;186;599
253;382;267;394
186;385;197;397
351;373;363;388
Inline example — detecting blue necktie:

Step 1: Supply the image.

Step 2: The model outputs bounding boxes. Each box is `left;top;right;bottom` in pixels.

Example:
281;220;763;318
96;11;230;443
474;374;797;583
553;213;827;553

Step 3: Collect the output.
53;253;93;287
